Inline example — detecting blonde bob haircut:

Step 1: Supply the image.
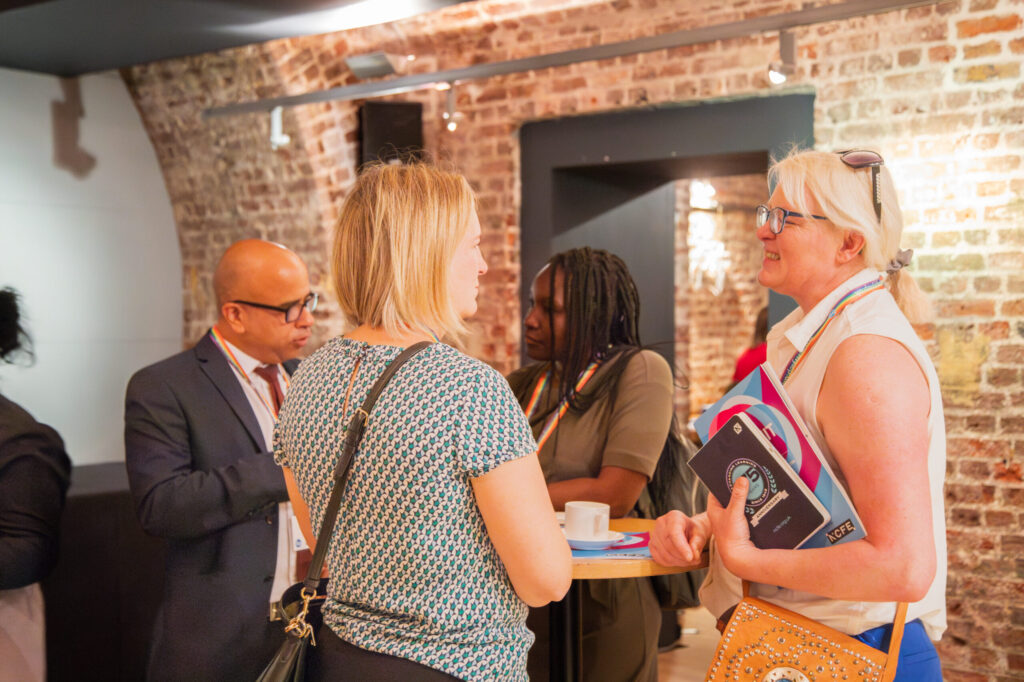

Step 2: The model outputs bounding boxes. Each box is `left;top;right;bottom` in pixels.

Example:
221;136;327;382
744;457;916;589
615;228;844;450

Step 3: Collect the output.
769;149;931;324
332;161;475;342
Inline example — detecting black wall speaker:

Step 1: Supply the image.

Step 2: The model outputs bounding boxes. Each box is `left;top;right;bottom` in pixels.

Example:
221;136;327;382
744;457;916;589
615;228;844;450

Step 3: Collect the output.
359;101;424;166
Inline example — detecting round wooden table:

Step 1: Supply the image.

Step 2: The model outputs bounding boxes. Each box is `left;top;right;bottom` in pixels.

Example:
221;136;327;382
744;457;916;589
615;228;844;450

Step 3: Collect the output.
571;517;699;579
550;518;708;682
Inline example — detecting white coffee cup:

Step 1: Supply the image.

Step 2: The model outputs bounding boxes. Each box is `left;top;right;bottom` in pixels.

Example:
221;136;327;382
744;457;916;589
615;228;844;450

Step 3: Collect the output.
564;501;610;540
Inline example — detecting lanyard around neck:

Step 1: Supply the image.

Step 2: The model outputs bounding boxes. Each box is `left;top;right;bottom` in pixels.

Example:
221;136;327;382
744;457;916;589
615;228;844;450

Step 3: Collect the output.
780;277;885;384
209;327;289;420
525;361;600;452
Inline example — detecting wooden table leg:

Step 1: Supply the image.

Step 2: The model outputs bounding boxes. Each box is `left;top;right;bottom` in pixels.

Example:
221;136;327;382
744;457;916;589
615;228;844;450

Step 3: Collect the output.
549;579;582;682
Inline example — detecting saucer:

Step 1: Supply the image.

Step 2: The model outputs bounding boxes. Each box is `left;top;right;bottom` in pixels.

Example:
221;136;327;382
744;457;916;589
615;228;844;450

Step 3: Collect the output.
563;530;625;551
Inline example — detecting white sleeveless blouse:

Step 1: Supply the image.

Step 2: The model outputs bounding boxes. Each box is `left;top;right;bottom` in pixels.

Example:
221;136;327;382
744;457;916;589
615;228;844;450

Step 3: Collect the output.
699;269;947;640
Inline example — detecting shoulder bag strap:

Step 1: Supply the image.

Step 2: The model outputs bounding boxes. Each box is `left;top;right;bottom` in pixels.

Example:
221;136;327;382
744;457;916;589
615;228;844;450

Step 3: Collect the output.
880;601;909;682
301;341;432;591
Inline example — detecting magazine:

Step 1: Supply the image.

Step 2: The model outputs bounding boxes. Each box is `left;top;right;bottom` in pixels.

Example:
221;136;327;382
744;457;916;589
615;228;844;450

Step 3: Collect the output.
693;362;866;548
687;413;830;549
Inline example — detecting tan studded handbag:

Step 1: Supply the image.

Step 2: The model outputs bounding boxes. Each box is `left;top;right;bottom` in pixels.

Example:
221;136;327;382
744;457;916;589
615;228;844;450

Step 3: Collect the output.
705;581;908;682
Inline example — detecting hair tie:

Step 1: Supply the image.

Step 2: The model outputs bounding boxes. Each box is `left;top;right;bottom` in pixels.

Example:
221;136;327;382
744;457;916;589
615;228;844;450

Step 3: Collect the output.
886;248;913;274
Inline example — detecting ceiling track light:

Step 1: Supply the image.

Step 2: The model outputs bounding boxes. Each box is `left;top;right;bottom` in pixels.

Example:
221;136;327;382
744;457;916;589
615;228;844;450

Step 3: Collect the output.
269;106;290;149
344;52;399;79
768;29;796;85
442;82;462;132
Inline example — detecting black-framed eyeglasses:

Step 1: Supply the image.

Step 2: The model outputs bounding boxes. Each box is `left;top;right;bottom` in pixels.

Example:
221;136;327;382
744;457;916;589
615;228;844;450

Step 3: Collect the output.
231;292;318;323
837;149;884;222
756;204;828;235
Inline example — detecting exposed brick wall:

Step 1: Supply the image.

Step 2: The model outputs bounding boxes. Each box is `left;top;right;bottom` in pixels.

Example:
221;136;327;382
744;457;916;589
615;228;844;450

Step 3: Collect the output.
124;0;1024;678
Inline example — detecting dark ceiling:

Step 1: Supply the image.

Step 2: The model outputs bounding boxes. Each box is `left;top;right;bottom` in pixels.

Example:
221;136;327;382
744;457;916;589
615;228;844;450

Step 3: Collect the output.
0;0;471;77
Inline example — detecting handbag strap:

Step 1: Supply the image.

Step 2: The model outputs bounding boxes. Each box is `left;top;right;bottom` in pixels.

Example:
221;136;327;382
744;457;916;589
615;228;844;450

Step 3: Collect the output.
882;601;909;682
301;340;432;591
740;580;909;673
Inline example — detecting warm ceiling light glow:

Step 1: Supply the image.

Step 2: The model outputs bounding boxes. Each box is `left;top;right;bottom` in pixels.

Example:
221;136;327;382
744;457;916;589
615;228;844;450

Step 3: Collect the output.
689;179;718;210
768;64;789;85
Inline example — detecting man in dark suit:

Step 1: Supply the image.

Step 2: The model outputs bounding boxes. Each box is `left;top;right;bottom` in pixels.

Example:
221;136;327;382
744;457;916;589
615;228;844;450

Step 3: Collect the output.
124;239;316;681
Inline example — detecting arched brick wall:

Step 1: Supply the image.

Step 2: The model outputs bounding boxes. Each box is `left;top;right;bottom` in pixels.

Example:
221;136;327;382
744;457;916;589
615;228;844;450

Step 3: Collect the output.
123;1;1024;678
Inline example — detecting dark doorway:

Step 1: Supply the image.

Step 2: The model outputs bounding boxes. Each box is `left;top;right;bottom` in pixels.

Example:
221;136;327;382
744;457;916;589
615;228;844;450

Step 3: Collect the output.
519;93;814;374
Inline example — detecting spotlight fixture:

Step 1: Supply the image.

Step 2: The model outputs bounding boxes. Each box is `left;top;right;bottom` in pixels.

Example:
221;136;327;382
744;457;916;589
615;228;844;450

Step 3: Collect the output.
768;29;796;85
269;106;290;149
344;52;399;79
441;83;462;132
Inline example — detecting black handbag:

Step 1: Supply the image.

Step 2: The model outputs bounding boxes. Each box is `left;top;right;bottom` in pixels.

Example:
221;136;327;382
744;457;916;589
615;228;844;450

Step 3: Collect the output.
257;341;432;682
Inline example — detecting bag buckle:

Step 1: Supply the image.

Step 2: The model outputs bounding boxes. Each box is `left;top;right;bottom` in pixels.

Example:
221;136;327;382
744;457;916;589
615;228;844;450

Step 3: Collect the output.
283;586;318;646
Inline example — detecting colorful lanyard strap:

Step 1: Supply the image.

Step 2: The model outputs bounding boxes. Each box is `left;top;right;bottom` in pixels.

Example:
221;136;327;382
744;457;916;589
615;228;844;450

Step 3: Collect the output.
525;361;600;452
208;327;289;420
780;277;885;384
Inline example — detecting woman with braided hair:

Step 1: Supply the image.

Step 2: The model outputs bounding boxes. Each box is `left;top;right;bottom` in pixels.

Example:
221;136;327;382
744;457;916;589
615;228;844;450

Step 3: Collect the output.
507;247;681;682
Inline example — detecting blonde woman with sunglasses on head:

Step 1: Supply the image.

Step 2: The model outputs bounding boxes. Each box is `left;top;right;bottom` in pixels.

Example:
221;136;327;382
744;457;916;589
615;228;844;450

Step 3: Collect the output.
651;149;945;680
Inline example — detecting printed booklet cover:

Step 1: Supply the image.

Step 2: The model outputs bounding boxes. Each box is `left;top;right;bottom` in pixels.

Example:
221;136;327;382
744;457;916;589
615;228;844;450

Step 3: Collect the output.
693;362;866;548
688;413;830;549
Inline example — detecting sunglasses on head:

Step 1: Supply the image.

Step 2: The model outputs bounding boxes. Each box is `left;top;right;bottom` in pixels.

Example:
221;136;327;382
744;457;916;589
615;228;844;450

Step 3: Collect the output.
837;149;884;222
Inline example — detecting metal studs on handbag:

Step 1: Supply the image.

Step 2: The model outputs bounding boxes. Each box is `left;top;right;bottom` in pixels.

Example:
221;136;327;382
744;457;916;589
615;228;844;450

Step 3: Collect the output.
705;594;908;682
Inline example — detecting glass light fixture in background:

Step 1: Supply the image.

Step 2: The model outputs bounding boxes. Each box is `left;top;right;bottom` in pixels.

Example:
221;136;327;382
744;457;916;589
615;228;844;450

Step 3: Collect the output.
688;179;728;296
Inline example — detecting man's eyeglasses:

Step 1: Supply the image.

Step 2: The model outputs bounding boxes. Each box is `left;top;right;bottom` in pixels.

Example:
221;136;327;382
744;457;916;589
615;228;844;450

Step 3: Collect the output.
755;204;828;235
837;149;884;222
232;292;318;323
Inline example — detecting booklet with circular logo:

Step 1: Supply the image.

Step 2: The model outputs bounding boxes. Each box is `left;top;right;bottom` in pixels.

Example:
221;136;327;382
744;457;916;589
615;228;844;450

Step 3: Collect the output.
687;412;830;550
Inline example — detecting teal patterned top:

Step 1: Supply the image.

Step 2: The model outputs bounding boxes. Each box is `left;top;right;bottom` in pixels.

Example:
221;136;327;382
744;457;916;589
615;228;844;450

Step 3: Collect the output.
274;338;537;681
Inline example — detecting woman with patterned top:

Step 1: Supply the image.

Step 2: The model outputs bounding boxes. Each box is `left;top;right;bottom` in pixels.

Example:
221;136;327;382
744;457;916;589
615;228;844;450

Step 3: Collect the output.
650;149;946;680
274;162;572;682
507;247;681;682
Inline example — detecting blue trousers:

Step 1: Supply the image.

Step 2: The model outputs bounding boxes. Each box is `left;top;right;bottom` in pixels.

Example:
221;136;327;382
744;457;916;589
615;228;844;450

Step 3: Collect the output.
854;618;942;681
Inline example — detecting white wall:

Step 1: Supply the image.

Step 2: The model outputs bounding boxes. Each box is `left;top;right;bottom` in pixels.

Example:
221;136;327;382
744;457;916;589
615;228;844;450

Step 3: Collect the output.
0;67;181;465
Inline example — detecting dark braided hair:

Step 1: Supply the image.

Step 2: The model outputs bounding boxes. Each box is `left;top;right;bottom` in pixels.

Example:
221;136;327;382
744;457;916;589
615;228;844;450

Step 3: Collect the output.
513;248;699;542
0;287;33;364
516;247;644;423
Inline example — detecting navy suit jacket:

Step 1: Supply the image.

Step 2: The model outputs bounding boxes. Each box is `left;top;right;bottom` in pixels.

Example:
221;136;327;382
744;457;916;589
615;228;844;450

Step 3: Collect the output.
124;332;297;681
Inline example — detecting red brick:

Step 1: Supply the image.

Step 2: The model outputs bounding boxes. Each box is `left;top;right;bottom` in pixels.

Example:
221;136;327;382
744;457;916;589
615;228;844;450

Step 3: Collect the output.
932;230;962;247
978;321;1010;339
897;48;921;66
955;62;1021;82
929;44;957;62
939;300;996;317
983;106;1024;126
978;180;1008;196
987;367;1021;386
956;14;1023;38
963;40;1001;59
